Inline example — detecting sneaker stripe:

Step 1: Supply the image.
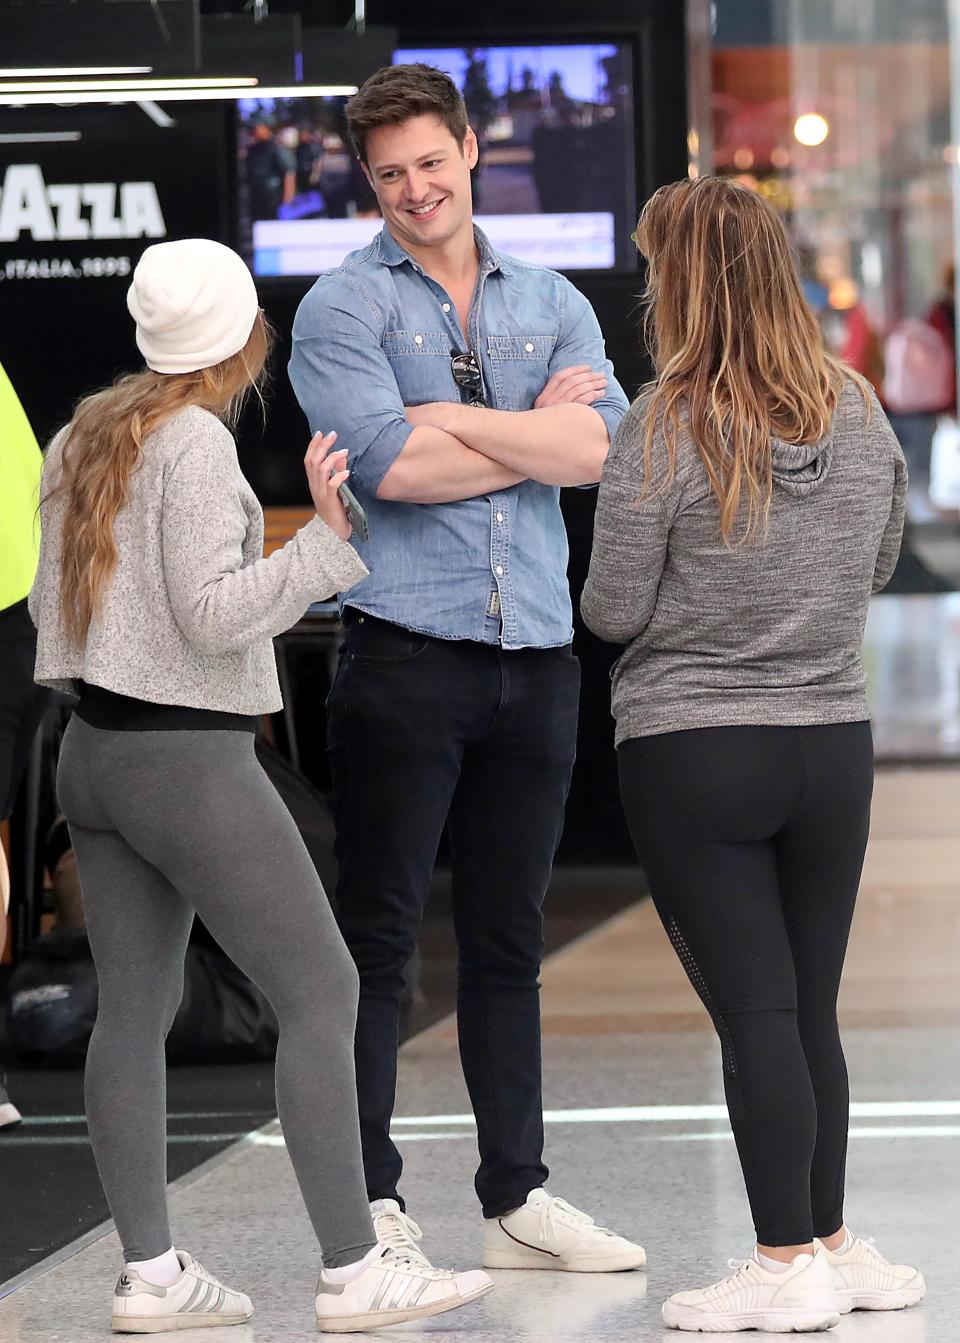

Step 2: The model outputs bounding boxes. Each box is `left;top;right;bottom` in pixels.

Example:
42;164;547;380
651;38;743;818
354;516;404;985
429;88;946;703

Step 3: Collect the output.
181;1279;207;1312
497;1222;561;1258
371;1272;398;1311
406;1278;432;1308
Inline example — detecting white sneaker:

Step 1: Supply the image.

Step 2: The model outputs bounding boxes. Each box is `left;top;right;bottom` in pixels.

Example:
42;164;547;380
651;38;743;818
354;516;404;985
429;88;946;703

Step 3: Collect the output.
0;1100;22;1129
111;1251;252;1332
481;1188;646;1272
369;1198;432;1267
816;1233;926;1311
662;1250;841;1333
0;1080;21;1129
315;1245;493;1332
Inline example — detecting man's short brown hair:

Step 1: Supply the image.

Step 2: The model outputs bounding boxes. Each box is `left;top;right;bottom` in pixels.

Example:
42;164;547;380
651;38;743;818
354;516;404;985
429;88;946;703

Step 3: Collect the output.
345;64;469;164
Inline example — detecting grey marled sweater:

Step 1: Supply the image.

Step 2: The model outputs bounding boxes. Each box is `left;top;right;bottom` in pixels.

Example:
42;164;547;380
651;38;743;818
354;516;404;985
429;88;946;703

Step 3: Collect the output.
580;381;907;744
30;404;368;715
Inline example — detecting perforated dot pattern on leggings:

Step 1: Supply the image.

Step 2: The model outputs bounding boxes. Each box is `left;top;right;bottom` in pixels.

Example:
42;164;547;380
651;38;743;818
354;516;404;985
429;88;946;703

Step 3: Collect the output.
666;917;738;1077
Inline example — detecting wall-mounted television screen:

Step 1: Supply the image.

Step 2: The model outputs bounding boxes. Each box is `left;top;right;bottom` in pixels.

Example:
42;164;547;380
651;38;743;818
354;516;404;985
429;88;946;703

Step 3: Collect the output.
236;41;636;277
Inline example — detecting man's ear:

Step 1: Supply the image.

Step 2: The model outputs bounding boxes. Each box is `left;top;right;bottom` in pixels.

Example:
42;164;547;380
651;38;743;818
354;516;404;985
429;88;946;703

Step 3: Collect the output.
464;127;480;170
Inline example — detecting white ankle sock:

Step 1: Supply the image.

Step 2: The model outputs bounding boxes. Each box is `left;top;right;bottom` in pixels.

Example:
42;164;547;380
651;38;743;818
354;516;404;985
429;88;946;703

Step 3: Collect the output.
756;1249;797;1274
127;1248;182;1287
324;1243;383;1283
832;1228;854;1253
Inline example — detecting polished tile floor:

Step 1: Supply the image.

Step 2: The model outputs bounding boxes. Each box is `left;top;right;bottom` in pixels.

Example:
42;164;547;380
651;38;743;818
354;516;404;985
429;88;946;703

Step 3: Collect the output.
1;765;956;1341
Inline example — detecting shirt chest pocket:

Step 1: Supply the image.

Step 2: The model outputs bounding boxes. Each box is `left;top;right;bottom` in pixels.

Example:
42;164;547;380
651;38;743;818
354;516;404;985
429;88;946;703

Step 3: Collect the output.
382;329;453;406
486;334;555;411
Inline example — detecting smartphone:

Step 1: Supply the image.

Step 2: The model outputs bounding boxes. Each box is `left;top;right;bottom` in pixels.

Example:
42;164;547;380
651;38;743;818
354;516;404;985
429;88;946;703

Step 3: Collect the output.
338;480;370;543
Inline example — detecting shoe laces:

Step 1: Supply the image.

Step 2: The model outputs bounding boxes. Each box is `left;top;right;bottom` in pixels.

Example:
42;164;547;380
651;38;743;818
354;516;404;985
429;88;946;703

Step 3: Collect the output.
375;1247;453;1282
858;1237;888;1264
187;1259;226;1291
371;1209;431;1267
537;1196;616;1244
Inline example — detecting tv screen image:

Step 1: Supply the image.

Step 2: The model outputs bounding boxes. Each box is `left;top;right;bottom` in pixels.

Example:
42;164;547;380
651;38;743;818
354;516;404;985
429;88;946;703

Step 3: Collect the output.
237;42;636;277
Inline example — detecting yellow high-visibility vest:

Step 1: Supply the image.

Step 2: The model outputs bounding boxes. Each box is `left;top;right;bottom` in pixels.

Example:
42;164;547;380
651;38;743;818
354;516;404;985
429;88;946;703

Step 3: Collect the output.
0;360;43;613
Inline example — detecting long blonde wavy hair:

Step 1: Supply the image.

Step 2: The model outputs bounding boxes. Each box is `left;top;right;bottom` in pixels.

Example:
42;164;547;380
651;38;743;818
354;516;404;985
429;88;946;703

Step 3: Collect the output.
47;312;272;646
634;176;869;544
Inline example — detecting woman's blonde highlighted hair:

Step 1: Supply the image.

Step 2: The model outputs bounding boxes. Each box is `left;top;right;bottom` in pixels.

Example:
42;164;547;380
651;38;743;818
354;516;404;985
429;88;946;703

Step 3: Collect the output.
634;176;869;544
47;312;272;647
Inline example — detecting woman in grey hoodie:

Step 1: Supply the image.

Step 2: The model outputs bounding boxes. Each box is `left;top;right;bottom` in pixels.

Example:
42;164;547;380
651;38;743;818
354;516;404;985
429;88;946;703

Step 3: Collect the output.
582;177;923;1333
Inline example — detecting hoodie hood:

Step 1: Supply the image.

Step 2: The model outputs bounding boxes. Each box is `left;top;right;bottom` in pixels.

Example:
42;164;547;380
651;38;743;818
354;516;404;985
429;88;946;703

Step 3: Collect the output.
770;430;833;496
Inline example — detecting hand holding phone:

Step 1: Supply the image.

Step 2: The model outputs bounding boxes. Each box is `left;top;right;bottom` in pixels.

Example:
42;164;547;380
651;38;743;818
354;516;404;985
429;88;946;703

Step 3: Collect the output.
338;480;370;543
304;431;353;541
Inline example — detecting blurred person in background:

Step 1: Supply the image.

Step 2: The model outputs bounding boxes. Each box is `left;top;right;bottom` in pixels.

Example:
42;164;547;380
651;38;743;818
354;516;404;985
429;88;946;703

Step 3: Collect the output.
0;357;50;1130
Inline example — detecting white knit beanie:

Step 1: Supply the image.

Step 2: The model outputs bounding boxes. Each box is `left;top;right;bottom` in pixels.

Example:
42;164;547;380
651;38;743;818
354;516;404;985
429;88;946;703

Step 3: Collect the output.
126;239;260;374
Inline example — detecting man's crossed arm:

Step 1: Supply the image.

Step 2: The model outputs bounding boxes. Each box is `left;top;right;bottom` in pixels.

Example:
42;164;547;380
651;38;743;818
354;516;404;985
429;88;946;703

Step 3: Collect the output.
377;366;612;503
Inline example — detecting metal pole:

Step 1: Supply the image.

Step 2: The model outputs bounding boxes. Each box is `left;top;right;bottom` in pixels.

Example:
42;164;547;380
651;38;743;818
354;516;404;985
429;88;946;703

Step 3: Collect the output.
949;0;960;406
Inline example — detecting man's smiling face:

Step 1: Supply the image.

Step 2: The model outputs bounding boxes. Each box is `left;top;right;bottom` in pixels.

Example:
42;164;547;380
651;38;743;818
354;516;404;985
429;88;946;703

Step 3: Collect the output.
364;114;478;254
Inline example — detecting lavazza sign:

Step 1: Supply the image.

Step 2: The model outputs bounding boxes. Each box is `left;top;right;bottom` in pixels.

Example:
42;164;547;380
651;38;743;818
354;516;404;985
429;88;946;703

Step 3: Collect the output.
0;163;167;279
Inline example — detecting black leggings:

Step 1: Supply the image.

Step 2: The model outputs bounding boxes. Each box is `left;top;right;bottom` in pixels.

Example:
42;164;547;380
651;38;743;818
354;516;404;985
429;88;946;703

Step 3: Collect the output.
618;722;874;1246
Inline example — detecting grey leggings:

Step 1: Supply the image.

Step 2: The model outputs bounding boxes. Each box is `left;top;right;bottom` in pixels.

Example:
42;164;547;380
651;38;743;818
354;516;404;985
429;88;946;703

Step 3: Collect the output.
57;716;377;1266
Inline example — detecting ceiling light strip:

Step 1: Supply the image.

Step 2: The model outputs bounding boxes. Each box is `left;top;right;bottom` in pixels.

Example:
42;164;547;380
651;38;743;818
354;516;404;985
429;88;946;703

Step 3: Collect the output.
0;86;358;107
0;78;259;94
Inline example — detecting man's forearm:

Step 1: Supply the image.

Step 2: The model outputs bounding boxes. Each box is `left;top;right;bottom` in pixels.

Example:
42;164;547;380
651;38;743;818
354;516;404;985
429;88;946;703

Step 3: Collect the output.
376;425;525;504
429;403;610;486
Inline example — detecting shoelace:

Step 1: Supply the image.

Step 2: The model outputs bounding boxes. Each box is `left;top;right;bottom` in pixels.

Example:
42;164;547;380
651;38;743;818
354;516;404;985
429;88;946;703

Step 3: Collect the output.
537;1196;617;1244
858;1237;888;1264
371;1209;431;1268
374;1247;452;1281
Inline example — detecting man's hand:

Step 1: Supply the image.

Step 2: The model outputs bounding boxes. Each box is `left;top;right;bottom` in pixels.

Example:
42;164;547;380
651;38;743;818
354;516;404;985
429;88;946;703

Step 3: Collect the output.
535;365;608;409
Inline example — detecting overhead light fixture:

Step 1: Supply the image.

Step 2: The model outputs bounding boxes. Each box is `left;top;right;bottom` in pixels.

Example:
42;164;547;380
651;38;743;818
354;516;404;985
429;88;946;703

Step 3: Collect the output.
0;67;153;78
0;85;359;107
0;78;259;94
0;131;83;143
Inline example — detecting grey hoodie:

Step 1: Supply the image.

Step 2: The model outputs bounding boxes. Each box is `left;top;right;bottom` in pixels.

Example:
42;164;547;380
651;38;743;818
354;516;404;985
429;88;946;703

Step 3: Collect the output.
580;381;907;744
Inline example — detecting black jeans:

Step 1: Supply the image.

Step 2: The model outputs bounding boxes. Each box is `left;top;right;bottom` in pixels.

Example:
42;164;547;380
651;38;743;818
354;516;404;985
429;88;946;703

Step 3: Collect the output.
327;611;580;1217
618;722;874;1247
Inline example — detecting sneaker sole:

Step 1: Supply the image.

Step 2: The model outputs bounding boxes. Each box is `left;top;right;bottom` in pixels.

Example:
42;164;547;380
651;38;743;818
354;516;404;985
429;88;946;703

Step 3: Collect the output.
662;1303;841;1333
482;1246;647;1273
316;1279;493;1333
840;1280;926;1311
112;1311;252;1333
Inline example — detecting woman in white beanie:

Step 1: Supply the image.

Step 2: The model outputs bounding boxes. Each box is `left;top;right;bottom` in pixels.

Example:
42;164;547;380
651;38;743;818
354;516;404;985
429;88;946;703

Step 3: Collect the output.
29;238;492;1334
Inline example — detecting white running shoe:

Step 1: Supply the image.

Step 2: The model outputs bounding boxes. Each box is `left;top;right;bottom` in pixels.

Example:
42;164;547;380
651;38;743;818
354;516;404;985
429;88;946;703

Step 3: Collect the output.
369;1198;432;1267
481;1188;646;1272
315;1245;493;1332
111;1251;252;1332
816;1233;926;1311
662;1250;841;1333
0;1080;21;1129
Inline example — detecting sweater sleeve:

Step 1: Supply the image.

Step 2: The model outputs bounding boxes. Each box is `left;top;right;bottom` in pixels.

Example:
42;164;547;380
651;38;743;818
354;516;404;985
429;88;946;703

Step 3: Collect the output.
580;401;680;644
162;426;368;655
872;430;908;593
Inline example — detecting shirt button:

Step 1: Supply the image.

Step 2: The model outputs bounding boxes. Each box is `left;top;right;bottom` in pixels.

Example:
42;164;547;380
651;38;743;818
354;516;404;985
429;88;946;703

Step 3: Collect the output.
525;342;535;352
414;334;423;345
442;303;451;313
495;565;504;577
496;512;504;523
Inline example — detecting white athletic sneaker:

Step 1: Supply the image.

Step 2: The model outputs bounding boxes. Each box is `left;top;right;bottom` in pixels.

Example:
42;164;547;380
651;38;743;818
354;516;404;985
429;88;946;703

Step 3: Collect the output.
0;1080;21;1129
816;1233;926;1311
481;1188;646;1272
111;1251;252;1332
662;1250;841;1333
369;1198;432;1267
315;1245;493;1332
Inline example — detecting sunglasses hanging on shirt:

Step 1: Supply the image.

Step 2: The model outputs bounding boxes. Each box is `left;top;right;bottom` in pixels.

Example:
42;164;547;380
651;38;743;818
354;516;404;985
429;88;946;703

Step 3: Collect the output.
450;350;486;407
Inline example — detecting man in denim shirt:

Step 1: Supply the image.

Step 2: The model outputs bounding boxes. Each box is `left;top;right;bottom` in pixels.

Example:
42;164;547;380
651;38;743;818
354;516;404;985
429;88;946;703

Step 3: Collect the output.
289;65;642;1272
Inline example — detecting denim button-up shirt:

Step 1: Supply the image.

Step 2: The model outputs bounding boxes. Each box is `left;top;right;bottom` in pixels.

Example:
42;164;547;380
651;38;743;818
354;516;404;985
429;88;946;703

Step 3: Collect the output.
289;226;629;649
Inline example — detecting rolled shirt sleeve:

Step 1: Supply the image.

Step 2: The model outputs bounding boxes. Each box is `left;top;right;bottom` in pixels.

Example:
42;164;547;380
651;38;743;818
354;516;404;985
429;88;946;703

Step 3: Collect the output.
289;279;414;496
553;280;630;444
